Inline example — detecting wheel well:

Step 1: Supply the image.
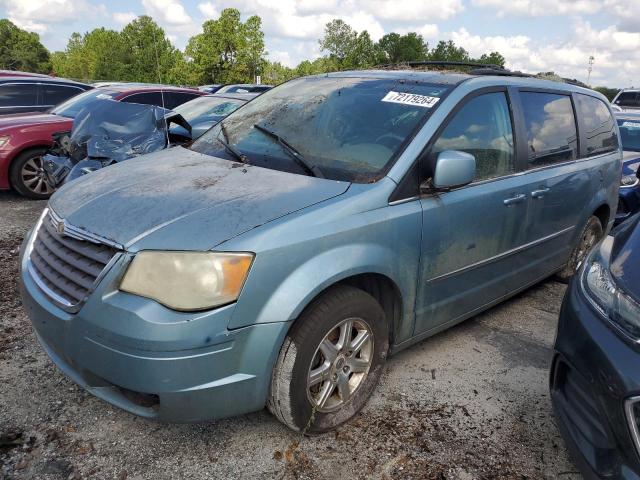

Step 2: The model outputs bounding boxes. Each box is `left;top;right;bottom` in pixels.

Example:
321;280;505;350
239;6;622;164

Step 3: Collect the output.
338;273;403;345
593;204;610;229
7;145;49;188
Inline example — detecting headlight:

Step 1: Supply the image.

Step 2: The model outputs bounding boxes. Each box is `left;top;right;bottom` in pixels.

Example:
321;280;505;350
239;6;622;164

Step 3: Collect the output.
621;174;639;188
120;251;254;311
582;237;640;339
0;135;11;148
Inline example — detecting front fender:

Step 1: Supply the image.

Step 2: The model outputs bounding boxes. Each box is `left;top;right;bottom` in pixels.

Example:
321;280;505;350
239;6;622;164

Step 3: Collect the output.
225;189;422;344
252;243;412;326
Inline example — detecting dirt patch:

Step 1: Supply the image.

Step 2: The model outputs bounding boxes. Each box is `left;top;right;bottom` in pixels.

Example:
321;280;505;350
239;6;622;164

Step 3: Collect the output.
193;176;220;189
0;230;27;355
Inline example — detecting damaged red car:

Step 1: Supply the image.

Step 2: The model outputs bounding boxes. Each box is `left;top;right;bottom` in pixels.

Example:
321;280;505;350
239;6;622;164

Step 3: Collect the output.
0;85;205;199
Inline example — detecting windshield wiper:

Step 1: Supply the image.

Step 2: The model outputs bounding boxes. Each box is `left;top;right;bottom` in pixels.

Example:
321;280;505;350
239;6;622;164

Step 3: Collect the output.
253;123;324;178
218;124;249;164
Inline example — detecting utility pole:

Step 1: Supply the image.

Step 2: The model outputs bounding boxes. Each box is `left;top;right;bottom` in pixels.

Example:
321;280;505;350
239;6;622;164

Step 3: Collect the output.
587;55;595;85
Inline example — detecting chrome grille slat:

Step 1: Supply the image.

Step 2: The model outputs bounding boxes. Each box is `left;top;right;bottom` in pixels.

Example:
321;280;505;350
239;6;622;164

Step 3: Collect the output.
30;252;86;302
41;219;115;264
33;240;95;290
37;228;104;277
28;210;119;307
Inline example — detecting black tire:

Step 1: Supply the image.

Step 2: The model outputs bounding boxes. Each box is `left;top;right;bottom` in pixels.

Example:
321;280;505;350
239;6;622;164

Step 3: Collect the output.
9;148;55;199
556;215;603;283
268;285;388;433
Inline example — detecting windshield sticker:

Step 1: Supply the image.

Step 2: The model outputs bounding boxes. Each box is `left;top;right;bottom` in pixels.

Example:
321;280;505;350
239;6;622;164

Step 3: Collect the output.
622;121;640;129
96;93;113;100
381;91;440;108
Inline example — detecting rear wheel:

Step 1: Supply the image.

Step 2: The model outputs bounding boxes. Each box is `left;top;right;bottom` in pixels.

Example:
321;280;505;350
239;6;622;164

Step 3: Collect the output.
268;285;388;433
556;215;603;282
9;148;55;199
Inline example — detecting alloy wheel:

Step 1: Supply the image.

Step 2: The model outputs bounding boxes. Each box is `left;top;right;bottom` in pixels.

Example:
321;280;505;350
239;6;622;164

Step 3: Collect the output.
306;317;374;413
21;156;54;196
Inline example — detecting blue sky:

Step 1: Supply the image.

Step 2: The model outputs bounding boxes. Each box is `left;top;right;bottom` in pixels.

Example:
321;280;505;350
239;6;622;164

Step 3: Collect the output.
1;0;639;87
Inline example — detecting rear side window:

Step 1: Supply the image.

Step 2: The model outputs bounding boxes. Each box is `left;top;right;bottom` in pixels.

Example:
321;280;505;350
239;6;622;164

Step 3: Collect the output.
42;85;84;106
0;83;39;107
432;92;514;181
162;92;201;109
575;94;619;156
121;92;164;107
615;92;640;108
521;92;577;167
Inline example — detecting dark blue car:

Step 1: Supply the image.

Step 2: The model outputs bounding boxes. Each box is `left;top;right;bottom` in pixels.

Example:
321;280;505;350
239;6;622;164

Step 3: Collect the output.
552;213;640;479
616;113;640;224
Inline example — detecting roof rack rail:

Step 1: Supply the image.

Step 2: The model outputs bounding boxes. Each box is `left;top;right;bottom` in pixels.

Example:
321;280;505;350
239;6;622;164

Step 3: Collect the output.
378;60;504;70
469;67;533;77
377;61;535;78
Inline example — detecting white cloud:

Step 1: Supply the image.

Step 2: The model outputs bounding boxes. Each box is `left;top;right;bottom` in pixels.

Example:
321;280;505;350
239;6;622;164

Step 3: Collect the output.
450;28;532;63
197;1;219;18
141;0;191;25
397;24;440;40
471;0;601;16
445;20;640;87
361;0;463;22
270;50;293;66
113;11;137;25
0;0;97;33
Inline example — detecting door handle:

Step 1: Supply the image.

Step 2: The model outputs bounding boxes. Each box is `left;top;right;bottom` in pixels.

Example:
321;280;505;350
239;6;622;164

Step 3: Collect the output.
503;193;527;206
531;187;550;198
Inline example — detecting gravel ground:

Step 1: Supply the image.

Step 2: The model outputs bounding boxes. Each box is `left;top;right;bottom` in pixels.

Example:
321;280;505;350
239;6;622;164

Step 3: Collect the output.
0;190;581;479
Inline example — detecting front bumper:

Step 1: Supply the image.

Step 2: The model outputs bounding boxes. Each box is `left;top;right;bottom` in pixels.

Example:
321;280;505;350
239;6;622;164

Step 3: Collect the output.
551;278;640;479
19;235;289;422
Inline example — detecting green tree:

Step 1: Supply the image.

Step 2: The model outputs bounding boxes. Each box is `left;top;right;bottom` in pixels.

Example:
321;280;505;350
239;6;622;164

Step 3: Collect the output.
83;28;128;80
594;86;619;101
0;19;50;73
318;19;357;65
377;32;428;64
186;8;266;84
262;60;296;85
344;31;380;68
120;16;180;83
477;51;505;67
428;40;470;62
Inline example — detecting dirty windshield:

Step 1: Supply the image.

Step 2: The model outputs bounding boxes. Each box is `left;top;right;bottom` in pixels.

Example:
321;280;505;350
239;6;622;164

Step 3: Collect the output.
190;76;450;182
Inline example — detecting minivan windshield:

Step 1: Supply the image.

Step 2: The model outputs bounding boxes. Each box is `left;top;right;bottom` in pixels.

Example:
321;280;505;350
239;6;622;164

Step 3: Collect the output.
618;118;640;152
51;89;117;119
190;76;450;182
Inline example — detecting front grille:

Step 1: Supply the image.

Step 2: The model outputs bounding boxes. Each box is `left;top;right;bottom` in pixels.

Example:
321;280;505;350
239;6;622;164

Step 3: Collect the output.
28;211;118;307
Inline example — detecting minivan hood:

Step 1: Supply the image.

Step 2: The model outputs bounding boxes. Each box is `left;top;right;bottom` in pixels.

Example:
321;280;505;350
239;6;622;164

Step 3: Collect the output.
49;147;350;251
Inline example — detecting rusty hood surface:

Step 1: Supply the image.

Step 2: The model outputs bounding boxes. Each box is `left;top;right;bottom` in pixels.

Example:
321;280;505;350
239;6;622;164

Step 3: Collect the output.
49;147;350;251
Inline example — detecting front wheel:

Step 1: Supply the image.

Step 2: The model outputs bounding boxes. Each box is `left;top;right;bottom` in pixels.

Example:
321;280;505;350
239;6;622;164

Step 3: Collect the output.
9;148;55;199
268;285;388;433
556;215;603;282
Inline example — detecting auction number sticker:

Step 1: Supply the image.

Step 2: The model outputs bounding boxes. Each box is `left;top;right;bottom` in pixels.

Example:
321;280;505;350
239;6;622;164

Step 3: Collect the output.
622;121;640;129
382;91;440;108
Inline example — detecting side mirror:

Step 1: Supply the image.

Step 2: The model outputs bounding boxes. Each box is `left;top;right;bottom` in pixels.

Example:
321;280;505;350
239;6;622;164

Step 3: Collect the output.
430;150;476;190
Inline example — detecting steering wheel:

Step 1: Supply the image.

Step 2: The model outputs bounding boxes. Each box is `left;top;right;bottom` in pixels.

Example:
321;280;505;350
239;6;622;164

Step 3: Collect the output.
375;132;405;149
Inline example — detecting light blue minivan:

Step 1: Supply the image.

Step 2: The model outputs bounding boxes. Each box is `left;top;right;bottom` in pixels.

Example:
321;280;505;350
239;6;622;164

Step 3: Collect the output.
19;69;621;432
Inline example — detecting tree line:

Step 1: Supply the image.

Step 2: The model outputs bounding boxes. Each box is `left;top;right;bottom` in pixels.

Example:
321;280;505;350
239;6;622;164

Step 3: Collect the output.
0;11;618;99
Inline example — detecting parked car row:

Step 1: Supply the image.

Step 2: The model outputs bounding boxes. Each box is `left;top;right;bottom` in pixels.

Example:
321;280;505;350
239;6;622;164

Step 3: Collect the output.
198;83;272;94
0;76;263;198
